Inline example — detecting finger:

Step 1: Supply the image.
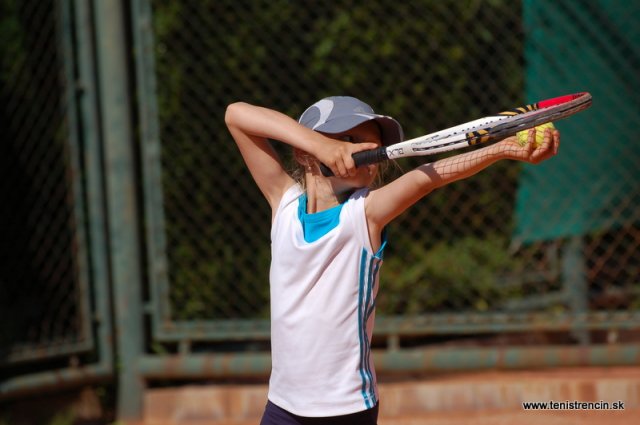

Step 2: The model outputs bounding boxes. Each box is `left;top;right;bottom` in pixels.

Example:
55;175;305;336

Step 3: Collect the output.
533;129;556;162
542;128;555;151
336;157;349;178
349;143;379;175
533;129;550;159
336;146;357;176
553;129;560;155
527;129;536;154
344;154;357;177
542;128;554;154
352;142;380;152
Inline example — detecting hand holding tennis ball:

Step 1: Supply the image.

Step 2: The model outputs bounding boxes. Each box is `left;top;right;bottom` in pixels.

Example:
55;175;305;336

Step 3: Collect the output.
516;122;555;147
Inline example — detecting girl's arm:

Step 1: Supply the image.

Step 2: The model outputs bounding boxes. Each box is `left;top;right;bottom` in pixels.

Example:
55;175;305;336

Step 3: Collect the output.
225;102;378;210
365;128;560;231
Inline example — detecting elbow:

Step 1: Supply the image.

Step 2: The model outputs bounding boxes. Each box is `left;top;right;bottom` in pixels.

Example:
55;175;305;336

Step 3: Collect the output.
224;102;247;127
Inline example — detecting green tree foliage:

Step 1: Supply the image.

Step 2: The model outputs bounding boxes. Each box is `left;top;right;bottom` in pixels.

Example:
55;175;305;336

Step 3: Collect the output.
382;233;524;314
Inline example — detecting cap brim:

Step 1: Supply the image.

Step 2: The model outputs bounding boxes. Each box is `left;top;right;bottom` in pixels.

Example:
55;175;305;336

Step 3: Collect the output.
314;114;403;146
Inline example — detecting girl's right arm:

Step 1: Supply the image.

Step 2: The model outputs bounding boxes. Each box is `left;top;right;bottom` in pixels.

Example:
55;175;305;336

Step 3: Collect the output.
224;102;378;211
225;102;296;210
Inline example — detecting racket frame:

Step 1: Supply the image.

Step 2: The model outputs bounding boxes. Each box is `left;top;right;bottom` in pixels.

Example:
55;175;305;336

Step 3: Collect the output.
320;92;592;176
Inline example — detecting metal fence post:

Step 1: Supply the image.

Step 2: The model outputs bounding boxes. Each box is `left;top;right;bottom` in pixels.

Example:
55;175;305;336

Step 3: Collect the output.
93;0;145;419
563;236;590;345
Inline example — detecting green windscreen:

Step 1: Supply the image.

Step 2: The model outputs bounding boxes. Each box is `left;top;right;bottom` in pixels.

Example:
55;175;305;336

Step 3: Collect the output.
515;0;640;243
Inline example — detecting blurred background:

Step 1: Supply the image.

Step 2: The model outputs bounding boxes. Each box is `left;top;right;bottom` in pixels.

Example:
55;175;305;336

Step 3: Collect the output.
1;0;639;424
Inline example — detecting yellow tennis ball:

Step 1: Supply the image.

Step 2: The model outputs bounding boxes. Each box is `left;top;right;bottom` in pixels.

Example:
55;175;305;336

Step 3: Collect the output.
516;122;555;147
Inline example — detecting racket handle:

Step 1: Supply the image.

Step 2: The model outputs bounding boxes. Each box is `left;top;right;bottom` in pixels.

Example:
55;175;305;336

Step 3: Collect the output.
320;147;389;177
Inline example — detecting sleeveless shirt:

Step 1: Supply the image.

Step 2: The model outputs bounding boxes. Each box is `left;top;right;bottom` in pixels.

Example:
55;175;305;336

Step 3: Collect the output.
268;184;385;416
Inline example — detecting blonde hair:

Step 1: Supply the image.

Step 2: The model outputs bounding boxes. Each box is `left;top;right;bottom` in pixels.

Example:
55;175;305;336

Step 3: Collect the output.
289;152;392;191
291;157;307;190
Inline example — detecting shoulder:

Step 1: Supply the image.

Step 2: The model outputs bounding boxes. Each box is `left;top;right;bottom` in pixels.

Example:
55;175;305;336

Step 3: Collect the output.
341;188;370;216
271;183;303;223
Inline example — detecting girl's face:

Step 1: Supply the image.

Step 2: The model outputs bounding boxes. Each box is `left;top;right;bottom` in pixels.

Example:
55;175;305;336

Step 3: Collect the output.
327;120;383;190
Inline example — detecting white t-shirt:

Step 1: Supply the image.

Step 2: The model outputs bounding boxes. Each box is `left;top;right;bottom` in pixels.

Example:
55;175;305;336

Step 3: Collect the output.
267;184;385;417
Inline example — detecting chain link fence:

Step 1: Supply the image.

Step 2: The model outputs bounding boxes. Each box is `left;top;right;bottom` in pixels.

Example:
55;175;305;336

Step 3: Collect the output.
1;0;635;417
0;0;91;372
3;0;638;369
146;0;639;335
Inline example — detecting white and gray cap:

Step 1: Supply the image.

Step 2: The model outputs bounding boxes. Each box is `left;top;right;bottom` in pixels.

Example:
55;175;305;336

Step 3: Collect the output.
298;96;403;146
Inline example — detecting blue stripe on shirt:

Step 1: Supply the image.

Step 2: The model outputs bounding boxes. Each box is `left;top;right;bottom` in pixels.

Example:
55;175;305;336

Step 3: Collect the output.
358;250;372;408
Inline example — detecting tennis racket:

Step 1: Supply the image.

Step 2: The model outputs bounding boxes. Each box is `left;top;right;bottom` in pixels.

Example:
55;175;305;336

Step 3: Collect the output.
320;92;592;176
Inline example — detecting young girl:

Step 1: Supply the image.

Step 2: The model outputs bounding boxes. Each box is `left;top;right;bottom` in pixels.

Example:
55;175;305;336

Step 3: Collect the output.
225;96;560;424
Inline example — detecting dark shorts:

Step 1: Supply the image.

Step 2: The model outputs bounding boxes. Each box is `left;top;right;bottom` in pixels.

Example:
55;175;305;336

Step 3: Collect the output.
260;400;379;425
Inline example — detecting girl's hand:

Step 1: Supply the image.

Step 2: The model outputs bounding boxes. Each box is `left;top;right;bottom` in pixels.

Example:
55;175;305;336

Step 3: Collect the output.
312;135;379;178
499;127;560;164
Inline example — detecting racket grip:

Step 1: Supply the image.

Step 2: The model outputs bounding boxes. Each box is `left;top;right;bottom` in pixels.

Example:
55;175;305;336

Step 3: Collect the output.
320;147;389;177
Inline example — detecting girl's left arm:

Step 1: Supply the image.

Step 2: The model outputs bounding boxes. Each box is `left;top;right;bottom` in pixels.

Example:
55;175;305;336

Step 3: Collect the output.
365;128;560;231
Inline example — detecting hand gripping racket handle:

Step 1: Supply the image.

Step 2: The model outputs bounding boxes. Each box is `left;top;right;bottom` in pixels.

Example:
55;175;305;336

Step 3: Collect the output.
320;147;390;177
